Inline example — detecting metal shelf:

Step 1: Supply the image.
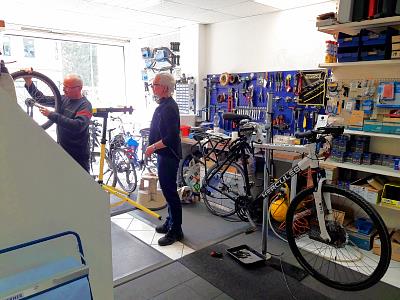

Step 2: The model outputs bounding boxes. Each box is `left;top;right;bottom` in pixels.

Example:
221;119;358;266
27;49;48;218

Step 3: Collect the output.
324;160;400;178
318;16;400;35
319;60;400;68
343;129;400;139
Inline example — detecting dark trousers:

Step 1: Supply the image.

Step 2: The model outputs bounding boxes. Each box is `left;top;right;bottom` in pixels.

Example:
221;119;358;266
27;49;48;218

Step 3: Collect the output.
157;154;182;233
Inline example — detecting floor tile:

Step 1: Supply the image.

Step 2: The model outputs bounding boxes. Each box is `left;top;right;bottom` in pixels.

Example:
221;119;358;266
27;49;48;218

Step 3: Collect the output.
382;266;400;288
112;218;133;230
152;242;184;260
182;245;195;257
152;232;165;245
127;218;155;231
128;230;155;244
112;213;135;220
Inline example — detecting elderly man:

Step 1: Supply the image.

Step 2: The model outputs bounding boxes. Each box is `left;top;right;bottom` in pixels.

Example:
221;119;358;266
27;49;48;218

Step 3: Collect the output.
24;70;92;172
145;73;183;246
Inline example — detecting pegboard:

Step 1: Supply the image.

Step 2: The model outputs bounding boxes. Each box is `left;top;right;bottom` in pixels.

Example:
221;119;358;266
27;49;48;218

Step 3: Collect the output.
205;69;327;136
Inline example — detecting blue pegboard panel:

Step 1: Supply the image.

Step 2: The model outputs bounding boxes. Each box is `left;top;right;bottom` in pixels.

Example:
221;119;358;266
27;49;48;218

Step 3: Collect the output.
207;70;327;136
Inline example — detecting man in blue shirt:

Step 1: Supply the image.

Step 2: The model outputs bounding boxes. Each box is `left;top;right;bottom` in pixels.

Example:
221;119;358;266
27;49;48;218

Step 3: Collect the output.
145;73;183;246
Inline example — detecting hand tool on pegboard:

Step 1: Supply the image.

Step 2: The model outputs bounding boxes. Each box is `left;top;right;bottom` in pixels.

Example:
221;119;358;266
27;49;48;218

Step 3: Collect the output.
285;74;292;92
227;88;234;130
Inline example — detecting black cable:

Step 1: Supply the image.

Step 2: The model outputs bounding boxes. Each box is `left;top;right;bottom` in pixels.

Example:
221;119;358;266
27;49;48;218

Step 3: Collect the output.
268;251;299;300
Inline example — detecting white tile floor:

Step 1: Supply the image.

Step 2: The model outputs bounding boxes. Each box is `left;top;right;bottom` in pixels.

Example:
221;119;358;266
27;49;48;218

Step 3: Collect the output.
111;213;195;260
111;213;400;289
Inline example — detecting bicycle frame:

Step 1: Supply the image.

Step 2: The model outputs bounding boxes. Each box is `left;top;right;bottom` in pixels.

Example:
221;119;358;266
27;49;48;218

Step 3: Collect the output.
92;107;161;220
204;135;334;250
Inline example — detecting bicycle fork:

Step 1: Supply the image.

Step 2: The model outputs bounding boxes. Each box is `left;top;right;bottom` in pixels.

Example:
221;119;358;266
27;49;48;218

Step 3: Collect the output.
313;178;333;242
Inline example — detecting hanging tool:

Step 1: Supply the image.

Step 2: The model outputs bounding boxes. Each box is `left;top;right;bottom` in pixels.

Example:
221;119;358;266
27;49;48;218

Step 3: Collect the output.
258;88;264;106
285;74;292;92
217;93;226;103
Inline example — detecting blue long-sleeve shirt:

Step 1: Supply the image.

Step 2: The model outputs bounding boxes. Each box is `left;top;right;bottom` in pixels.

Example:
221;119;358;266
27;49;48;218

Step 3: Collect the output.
26;83;92;162
149;97;182;159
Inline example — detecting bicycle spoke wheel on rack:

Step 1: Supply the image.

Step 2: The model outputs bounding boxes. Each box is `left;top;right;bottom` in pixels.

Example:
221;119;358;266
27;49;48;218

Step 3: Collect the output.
112;148;137;193
201;162;246;217
180;152;204;192
11;70;61;131
286;184;391;291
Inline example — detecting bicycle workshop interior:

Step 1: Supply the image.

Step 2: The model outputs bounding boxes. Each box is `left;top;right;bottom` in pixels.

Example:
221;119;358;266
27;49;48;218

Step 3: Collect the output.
2;0;400;299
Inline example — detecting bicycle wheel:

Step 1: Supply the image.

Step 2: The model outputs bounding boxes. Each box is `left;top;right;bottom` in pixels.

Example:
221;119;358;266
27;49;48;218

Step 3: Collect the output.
180;152;203;192
11;70;61;130
112;148;137;193
286;184;391;291
201;162;246;217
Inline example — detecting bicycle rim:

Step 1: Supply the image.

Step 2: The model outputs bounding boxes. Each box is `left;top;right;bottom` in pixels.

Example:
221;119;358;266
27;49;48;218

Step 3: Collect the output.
286;184;391;291
201;162;246;217
11;70;61;131
113;148;137;193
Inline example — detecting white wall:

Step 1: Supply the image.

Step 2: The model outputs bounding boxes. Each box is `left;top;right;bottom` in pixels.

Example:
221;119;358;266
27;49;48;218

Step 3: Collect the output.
0;73;114;299
204;2;336;74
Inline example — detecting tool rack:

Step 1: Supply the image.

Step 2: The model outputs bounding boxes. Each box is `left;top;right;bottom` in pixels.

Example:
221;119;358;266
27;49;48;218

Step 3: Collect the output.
205;69;328;136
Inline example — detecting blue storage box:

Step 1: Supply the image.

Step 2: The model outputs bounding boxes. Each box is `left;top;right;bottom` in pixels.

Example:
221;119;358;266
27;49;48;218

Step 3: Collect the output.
337;52;359;62
347;226;376;251
338;32;361;47
361;49;386;61
362;32;387;46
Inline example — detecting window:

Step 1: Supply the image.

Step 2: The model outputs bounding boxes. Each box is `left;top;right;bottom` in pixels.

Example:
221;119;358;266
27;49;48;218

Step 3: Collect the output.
7;35;127;107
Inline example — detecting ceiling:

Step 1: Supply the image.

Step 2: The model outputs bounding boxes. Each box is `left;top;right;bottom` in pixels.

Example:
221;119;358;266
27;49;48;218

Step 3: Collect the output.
2;0;334;40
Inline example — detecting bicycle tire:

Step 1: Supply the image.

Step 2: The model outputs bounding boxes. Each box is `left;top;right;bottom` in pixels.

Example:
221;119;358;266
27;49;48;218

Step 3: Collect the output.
11;70;61;130
201;162;246;217
112;148;137;193
286;184;391;291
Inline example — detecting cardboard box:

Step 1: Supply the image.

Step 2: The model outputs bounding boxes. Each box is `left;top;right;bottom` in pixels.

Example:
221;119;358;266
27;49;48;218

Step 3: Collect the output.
350;176;383;205
383;117;400;123
392;43;400;51
381;184;400;209
347;224;376;251
392;50;400;59
363;120;384;133
382;122;400;135
373;230;400;262
320;163;338;184
392;35;400;43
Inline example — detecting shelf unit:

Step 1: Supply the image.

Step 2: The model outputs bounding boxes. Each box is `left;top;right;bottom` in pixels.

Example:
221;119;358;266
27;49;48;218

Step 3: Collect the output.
343;129;400;139
319;60;400;68
324;159;400;178
318;16;400;35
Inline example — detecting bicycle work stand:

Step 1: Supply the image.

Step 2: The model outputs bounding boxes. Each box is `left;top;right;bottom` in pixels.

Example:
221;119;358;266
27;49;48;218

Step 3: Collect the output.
92;107;161;220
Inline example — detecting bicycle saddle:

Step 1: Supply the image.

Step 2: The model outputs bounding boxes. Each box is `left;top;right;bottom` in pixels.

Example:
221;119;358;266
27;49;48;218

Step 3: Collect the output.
223;112;251;122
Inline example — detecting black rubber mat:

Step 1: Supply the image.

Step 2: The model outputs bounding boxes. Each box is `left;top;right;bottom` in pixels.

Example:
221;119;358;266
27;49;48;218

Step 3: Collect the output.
179;243;328;300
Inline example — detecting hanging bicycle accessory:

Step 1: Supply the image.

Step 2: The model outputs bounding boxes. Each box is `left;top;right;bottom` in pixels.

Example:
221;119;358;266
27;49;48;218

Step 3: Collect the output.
11;70;61;130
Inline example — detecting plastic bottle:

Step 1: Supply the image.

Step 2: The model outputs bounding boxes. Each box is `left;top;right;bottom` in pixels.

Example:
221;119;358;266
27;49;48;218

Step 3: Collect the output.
213;110;220;133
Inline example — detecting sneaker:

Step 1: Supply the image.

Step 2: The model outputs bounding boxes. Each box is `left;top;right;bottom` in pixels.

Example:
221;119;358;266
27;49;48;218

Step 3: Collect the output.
155;222;169;234
158;230;184;246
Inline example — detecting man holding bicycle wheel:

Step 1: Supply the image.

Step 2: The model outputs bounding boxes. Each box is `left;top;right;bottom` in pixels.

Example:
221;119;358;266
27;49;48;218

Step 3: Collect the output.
145;73;183;246
23;69;92;172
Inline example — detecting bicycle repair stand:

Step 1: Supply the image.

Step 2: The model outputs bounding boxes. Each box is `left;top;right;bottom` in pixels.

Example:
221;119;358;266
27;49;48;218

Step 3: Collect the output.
92;107;161;220
227;93;274;265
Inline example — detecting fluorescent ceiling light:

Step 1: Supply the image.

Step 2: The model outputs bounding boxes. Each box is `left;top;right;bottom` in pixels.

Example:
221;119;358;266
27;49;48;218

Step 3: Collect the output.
254;0;328;10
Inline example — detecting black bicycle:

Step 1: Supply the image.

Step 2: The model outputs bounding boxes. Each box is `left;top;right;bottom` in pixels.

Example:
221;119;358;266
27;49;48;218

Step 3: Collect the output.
201;112;391;291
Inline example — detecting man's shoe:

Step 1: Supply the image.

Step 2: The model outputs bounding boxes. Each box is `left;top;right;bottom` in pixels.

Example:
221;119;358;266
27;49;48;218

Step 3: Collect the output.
155;223;169;234
158;231;184;246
